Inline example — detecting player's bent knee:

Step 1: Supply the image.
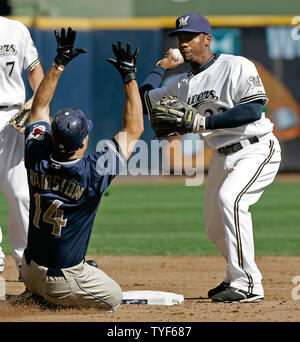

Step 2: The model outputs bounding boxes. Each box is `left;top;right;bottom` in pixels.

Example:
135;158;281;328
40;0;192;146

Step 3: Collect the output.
217;190;235;211
109;282;123;309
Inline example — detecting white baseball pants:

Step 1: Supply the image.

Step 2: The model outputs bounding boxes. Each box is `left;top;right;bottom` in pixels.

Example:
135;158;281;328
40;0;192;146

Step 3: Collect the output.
204;133;281;296
21;256;122;310
0;107;29;268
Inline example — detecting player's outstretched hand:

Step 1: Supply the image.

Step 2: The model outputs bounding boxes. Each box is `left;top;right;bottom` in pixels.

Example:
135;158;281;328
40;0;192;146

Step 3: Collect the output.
54;27;87;66
107;41;139;83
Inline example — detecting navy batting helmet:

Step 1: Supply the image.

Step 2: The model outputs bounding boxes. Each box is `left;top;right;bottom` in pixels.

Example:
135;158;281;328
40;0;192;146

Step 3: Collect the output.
51;107;93;153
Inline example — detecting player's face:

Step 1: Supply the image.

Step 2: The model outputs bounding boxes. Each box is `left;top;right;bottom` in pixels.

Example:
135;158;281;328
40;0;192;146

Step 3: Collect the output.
176;32;211;63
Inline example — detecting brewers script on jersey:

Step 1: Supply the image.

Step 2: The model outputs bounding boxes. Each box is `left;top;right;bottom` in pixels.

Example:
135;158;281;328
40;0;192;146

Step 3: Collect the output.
146;54;274;148
145;52;281;300
0;16;41;274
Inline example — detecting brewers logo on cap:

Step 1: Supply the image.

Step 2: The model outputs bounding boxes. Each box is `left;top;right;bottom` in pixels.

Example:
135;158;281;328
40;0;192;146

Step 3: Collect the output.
178;16;190;28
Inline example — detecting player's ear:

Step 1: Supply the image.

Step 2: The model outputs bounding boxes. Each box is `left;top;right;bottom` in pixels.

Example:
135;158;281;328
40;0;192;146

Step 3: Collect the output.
80;135;89;149
205;34;211;46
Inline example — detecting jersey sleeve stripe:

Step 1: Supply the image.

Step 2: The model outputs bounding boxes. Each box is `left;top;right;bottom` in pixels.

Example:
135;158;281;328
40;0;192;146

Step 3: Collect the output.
144;90;153;119
26;58;40;71
105;140;127;167
238;94;268;104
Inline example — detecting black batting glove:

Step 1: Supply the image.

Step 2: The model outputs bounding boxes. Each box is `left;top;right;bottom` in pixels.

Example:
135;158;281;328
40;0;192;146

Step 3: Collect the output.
54;27;87;66
107;41;139;83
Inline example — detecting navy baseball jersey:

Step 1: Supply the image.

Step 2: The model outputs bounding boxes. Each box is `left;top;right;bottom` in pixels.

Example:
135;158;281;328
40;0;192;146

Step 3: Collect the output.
24;121;126;269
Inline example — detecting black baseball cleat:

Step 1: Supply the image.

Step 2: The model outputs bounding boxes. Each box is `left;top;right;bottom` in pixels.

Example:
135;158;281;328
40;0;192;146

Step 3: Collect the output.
208;281;230;298
86;259;98;268
211;286;264;303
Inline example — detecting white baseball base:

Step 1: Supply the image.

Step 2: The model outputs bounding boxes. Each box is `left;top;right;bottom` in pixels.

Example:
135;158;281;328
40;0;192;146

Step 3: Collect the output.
121;291;184;305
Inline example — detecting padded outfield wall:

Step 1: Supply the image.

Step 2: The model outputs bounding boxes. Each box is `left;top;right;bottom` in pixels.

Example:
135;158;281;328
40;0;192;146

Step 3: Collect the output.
10;15;300;171
10;0;300;17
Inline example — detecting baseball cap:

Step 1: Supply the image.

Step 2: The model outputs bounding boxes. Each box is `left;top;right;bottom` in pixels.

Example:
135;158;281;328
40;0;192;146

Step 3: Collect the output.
51;107;93;154
169;13;211;37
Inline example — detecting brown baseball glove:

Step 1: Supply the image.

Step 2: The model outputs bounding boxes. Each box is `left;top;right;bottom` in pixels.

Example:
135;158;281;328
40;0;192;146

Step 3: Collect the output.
9;97;33;134
150;95;206;138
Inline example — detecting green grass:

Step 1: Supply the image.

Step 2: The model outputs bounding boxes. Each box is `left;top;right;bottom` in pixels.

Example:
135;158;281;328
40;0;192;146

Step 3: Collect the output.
0;182;299;256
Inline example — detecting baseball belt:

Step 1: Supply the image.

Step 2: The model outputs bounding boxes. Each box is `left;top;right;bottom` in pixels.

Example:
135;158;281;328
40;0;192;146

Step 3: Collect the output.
0;105;19;109
217;136;259;155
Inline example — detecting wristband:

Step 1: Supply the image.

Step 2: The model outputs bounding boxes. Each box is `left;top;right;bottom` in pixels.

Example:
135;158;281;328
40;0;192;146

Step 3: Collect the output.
52;63;64;71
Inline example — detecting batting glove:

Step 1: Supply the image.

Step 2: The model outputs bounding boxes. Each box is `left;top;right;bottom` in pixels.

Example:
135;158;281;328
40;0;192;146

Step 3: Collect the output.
54;27;87;67
107;41;140;83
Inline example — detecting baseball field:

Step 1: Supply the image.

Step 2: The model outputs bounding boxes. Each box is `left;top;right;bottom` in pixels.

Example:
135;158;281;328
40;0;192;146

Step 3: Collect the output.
0;173;299;323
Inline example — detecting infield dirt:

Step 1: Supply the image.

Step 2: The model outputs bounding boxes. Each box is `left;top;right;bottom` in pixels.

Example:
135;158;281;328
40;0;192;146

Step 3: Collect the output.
0;255;299;322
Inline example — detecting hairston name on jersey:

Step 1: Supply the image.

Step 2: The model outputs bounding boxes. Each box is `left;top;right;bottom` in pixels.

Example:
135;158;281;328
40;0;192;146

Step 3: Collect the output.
187;90;219;108
29;169;85;201
0;44;17;57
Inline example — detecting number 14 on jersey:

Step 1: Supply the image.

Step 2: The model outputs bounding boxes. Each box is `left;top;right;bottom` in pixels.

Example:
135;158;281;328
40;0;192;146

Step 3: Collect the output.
33;193;67;236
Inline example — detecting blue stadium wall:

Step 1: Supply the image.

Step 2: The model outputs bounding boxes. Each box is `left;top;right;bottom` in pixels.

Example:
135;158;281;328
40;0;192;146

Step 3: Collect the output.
26;27;162;150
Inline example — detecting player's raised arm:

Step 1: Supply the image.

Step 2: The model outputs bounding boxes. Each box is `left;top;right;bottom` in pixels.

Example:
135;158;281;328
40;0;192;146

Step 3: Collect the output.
107;41;144;160
30;27;86;124
27;63;44;96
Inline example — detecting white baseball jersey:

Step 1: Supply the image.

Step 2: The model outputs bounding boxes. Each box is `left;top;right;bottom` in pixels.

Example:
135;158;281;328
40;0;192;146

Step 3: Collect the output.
145;54;274;149
0;16;40;106
0;17;41;271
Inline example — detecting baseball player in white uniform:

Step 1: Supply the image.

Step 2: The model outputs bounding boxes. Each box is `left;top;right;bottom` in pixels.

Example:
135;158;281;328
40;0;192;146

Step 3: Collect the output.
140;13;281;302
0;16;44;277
